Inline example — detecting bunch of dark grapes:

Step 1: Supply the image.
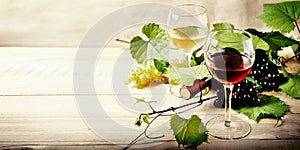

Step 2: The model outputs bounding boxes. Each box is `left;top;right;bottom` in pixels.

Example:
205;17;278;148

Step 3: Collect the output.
212;79;260;109
212;49;288;109
231;79;260;108
249;49;287;92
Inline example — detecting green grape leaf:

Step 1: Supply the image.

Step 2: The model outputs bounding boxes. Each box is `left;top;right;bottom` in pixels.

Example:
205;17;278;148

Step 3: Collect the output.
134;97;157;104
142;23;168;40
252;34;269;50
212;23;269;51
134;116;142;126
130;36;148;64
214;30;258;53
170;114;207;148
170;26;201;38
291;43;300;54
261;31;298;50
213;22;234;30
191;48;205;66
279;71;300;99
258;1;300;33
134;97;147;103
130;23;169;64
235;94;289;122
246;29;298;50
215;30;244;51
142;114;150;125
166;65;210;86
153;58;169;73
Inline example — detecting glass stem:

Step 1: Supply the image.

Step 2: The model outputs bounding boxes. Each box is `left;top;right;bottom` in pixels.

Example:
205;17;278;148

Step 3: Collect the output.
186;52;193;67
224;84;234;127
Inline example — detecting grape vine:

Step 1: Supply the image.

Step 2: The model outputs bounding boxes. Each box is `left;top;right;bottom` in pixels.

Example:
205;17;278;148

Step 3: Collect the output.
123;91;217;150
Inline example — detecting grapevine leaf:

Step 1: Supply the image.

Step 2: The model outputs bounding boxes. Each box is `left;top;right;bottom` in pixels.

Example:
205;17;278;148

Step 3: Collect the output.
153;58;169;73
279;71;300;98
291;43;299;54
191;48;205;66
134;116;142;126
246;28;298;63
252;34;269;51
212;23;269;51
213;22;234;30
169;26;202;39
235;94;289;122
258;1;300;33
215;30;244;52
246;29;298;50
262;31;298;50
142;114;150;125
134;97;147;103
166;65;210;86
142;23;168;40
130;23;169;64
134;97;157;104
170;114;207;148
130;36;148;64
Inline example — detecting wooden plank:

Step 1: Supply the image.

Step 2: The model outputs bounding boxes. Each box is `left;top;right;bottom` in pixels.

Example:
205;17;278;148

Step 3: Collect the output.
0;47;299;110
0;47;131;95
0;95;299;145
1;139;300;150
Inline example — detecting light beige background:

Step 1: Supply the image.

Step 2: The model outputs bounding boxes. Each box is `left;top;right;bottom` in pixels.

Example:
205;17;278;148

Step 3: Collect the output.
0;1;299;148
0;0;290;47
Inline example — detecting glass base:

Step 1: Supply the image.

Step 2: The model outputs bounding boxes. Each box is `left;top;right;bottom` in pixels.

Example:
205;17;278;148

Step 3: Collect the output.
206;115;251;140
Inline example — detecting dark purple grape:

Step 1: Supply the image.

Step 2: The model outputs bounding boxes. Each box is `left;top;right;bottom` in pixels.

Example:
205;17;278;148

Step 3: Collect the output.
250;49;288;92
213;79;260;109
231;79;260;108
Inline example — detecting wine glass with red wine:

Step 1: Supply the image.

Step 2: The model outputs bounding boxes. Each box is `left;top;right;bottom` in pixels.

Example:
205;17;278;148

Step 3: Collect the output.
204;29;255;139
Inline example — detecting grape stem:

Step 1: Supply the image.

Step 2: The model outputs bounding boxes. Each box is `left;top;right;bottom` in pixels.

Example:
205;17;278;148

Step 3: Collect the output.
123;113;163;150
282;51;300;63
295;20;300;34
123;95;217;150
141;96;216;116
116;38;130;44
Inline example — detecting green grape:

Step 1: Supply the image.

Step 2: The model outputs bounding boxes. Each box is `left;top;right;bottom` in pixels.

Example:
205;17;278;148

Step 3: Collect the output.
139;74;150;87
148;65;163;81
127;62;164;88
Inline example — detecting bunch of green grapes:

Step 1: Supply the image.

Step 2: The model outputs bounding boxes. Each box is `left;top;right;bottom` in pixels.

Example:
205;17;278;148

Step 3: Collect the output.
127;63;164;89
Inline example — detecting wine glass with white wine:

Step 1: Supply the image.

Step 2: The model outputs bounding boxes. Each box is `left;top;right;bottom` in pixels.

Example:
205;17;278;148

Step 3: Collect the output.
167;4;209;67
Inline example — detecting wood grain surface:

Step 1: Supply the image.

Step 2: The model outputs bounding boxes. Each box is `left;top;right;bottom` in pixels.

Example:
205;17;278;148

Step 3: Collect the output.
0;47;299;149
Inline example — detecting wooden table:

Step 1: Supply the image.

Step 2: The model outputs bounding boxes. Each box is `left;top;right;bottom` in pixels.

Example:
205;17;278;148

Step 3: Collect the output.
0;47;299;150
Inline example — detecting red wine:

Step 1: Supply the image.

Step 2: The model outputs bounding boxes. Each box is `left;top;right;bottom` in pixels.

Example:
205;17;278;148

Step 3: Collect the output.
207;52;252;85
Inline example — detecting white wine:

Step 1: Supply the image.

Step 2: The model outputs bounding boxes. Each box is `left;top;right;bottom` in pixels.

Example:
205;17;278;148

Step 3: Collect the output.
168;26;208;53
